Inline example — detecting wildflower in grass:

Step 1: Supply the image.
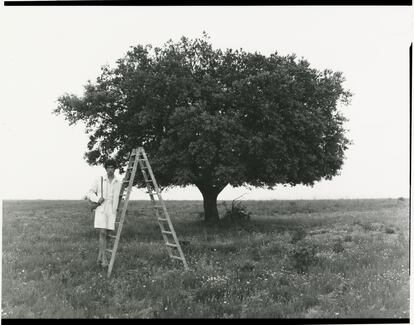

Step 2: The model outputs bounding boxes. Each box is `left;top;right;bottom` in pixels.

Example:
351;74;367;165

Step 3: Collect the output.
206;274;229;286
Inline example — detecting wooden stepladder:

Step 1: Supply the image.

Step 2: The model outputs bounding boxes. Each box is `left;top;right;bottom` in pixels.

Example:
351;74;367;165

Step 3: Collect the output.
135;147;189;271
106;147;189;277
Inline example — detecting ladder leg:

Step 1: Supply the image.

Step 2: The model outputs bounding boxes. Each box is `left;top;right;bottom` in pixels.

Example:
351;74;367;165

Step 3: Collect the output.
107;149;140;277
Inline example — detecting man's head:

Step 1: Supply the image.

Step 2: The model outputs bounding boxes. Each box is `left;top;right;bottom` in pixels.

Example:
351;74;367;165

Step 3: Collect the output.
104;158;117;178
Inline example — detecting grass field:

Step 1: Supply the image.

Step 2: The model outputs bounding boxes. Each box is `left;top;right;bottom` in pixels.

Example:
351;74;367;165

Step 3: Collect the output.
2;198;410;319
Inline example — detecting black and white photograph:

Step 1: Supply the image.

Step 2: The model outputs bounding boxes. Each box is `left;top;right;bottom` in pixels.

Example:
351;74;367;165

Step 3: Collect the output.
0;3;412;320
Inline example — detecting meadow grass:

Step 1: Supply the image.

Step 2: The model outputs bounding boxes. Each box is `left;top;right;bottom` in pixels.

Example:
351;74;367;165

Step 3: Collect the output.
2;198;409;318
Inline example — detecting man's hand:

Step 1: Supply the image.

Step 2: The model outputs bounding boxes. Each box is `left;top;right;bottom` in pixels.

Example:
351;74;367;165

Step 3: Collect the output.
98;197;105;205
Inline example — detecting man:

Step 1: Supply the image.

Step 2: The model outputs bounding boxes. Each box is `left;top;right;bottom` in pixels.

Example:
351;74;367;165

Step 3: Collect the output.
87;158;122;267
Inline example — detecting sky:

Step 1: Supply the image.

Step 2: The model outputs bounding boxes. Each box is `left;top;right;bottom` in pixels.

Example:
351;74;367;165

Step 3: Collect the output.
0;6;412;201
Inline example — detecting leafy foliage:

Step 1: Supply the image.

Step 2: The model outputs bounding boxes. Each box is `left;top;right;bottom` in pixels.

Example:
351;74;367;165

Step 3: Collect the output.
54;32;352;221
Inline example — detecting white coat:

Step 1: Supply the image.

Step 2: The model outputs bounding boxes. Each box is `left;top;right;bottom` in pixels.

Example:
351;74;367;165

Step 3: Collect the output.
87;175;122;230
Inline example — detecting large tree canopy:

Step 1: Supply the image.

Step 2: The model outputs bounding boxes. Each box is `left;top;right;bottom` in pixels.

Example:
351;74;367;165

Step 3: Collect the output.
55;33;352;223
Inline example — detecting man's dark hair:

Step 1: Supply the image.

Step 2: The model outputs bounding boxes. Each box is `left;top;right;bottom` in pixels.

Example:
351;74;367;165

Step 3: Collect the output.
104;158;117;169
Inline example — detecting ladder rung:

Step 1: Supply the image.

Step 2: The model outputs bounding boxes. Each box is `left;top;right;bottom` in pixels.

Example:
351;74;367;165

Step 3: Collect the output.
146;191;158;195
106;249;113;253
166;243;178;248
171;255;184;260
158;218;168;222
108;235;117;238
162;230;173;235
154;205;162;208
145;180;153;183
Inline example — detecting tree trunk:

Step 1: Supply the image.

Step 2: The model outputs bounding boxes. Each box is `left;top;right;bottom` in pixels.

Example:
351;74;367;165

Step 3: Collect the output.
202;190;219;224
196;183;225;224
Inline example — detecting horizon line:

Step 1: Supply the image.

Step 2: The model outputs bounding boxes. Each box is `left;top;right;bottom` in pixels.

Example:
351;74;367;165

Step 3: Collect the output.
1;197;408;201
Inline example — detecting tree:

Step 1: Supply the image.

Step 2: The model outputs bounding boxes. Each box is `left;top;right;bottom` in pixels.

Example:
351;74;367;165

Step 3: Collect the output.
54;33;352;224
